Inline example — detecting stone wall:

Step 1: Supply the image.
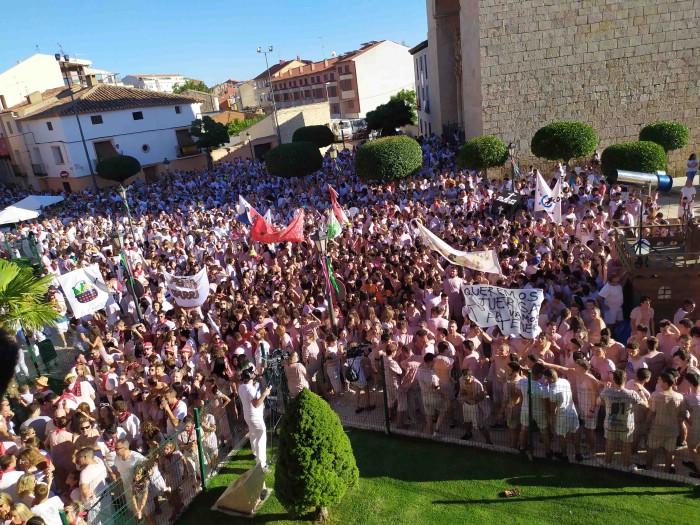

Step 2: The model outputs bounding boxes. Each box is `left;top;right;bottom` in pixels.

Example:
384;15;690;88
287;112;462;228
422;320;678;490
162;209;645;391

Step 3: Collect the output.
475;0;699;173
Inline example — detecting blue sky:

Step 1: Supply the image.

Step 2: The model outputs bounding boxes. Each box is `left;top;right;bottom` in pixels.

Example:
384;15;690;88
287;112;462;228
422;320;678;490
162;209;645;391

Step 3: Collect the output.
4;0;427;86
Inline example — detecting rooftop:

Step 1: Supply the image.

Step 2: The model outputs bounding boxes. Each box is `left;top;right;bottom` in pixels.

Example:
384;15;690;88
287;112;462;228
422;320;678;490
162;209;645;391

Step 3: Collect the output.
409;40;428;55
5;84;198;120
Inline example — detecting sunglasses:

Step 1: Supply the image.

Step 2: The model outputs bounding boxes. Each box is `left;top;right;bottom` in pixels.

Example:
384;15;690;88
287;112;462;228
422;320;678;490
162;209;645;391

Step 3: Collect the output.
80;426;91;431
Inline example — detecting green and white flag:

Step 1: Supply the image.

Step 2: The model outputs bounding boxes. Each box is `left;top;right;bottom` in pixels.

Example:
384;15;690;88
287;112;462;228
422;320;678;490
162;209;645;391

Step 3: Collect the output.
326;210;342;239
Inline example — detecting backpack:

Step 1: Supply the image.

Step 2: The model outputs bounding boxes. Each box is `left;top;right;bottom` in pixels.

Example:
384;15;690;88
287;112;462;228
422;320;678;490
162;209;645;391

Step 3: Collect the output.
345;358;359;383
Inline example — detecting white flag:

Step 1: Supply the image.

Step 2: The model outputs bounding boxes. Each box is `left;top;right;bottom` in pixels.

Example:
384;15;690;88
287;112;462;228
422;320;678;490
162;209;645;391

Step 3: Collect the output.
535;173;562;224
164;268;210;308
57;264;117;319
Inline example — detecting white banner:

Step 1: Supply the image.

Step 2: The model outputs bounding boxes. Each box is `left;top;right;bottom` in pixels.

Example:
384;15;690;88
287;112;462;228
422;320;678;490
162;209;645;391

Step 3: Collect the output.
57;264;116;319
164;268;209;308
414;220;501;274
462;285;544;338
535;173;562;224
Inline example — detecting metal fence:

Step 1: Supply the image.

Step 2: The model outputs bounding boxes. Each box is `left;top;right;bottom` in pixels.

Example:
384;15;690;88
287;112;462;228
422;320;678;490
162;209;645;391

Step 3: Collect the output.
80;398;248;525
323;355;699;486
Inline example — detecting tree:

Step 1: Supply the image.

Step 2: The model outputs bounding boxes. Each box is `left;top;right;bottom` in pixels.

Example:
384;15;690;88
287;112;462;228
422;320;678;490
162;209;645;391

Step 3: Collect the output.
226;115;264;136
190;116;229;169
265;142;323;178
172;79;210;94
456;136;508;175
275;389;358;519
601;141;668;182
96;155;142;184
355;135;423;182
530;121;598;163
365;90;417;136
292;125;335;148
0;259;60;333
639;121;689;154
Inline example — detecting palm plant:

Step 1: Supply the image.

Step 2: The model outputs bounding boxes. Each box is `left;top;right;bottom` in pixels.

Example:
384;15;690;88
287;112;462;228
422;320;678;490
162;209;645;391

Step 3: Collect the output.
0;258;60;333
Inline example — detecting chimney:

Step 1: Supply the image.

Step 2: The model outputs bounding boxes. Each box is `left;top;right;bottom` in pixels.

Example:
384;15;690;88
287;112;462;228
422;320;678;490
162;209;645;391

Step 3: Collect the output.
85;74;98;87
279;59;284;65
311;63;315;71
26;91;42;105
324;59;328;67
296;55;300;61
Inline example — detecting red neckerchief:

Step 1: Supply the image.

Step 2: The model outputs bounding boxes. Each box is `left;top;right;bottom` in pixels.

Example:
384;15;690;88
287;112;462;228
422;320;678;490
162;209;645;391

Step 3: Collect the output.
169;401;179;412
118;411;132;424
103;435;116;452
70;381;82;397
101;372;111;391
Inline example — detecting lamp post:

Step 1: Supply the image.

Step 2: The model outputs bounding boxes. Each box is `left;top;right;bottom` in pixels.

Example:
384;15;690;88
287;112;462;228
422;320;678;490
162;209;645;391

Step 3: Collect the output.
257;45;282;145
110;229;144;323
116;184;138;246
54;51;99;191
311;229;337;333
163;157;170;175
328;144;338;174
507;141;516;184
339;120;347;150
246;131;255;160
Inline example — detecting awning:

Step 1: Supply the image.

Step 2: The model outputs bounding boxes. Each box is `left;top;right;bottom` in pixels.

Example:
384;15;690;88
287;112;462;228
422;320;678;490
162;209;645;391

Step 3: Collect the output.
0;195;64;225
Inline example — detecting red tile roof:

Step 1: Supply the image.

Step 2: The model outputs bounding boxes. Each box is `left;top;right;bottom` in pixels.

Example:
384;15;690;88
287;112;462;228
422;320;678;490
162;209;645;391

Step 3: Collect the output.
15;85;199;121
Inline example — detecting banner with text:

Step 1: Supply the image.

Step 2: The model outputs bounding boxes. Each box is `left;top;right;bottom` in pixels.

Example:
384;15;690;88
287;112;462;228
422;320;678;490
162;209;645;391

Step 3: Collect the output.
57;264;116;319
164;268;210;308
462;285;543;338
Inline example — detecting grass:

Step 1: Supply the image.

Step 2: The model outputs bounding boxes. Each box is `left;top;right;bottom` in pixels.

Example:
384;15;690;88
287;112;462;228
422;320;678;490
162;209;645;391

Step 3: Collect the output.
177;430;699;525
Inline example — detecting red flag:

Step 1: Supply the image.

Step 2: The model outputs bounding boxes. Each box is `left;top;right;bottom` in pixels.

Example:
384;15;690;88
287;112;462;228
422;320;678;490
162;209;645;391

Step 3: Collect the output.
251;209;305;244
328;184;350;225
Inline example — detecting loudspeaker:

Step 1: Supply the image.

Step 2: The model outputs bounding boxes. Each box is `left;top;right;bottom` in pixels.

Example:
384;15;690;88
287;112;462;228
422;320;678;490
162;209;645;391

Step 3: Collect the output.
609;170;673;192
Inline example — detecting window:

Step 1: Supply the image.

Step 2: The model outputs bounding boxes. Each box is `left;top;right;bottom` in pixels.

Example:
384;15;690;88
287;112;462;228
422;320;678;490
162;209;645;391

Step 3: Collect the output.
344;65;350;73
347;100;355;109
331;104;340;114
132;111;144;120
328;86;337;98
6;121;12;134
175;106;181;114
51;146;64;164
91;115;103;125
339;79;352;91
330;73;335;81
337;66;342;73
283;93;289;101
324;74;328;81
46;122;53;131
16;121;22;133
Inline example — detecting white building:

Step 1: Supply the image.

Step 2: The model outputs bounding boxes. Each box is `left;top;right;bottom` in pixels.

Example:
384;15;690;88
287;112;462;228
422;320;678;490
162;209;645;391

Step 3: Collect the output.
271;40;414;120
409;40;432;137
0;82;202;191
121;74;189;93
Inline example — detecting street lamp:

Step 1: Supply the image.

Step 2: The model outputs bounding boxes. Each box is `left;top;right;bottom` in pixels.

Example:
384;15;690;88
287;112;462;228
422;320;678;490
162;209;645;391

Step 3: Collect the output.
110;229;144;323
257;45;282;145
328;144;338;173
339;120;347;150
246;131;255;160
55;51;98;191
163;157;170;174
311;229;336;332
507;141;516;183
116;184;138;245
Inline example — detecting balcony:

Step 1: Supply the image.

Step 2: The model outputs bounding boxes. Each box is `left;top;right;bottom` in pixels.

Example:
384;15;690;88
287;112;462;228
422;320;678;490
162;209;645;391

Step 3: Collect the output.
31;163;48;177
175;145;201;158
11;163;26;177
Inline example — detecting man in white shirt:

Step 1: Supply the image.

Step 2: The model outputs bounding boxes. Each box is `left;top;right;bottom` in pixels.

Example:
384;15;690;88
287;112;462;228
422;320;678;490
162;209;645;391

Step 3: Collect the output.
544;369;579;462
238;370;271;469
113;439;146;514
161;389;187;435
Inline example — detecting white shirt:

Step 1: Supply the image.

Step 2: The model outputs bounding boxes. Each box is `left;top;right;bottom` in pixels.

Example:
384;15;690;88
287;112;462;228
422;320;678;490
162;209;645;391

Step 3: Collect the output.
31;496;65;525
165;400;188;435
238;381;265;422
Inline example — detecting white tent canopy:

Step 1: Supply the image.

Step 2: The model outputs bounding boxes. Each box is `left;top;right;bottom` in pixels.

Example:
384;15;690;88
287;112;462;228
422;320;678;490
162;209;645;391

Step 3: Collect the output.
0;195;64;225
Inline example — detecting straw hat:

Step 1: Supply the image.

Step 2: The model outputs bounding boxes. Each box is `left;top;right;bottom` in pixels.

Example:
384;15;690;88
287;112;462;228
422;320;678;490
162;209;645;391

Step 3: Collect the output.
35;376;50;388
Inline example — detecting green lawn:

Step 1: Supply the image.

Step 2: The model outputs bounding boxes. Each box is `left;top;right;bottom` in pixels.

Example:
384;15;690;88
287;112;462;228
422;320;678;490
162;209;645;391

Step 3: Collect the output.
177;430;699;525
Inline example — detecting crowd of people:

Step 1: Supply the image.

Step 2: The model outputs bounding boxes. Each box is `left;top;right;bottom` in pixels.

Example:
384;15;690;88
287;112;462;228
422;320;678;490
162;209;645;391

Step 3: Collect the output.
0;135;699;525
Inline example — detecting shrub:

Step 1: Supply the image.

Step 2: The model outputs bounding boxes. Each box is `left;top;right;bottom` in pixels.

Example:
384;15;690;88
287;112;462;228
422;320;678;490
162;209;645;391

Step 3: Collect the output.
601;141;668;182
456;135;508;172
530;121;598;162
292;125;335;148
639;121;689;153
96;155;141;184
354;135;422;182
265;142;323;178
275;389;358;517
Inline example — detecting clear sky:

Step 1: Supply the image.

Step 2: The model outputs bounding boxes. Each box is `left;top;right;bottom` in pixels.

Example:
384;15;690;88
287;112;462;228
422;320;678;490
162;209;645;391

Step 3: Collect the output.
4;0;427;86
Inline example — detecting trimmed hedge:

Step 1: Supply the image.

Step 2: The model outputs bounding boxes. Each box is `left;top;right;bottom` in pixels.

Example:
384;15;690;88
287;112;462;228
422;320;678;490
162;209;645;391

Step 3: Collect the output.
96;155;141;184
530;121;598;162
265;141;323;178
639;121;689;153
456;135;508;172
355;135;422;182
292;125;335;148
601;141;667;182
275;389;358;517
